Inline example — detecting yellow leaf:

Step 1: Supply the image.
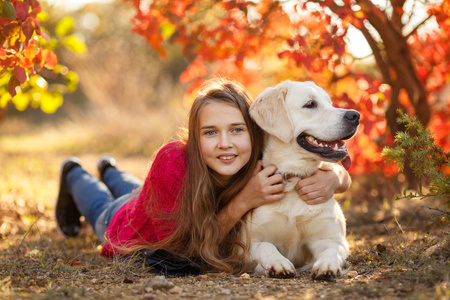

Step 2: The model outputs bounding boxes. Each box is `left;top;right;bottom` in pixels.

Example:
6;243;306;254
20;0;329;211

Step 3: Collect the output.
64;71;79;92
40;92;63;114
62;35;87;54
354;10;366;19
29;74;48;90
55;16;74;37
37;11;49;22
161;21;175;40
12;92;30;111
0;90;11;108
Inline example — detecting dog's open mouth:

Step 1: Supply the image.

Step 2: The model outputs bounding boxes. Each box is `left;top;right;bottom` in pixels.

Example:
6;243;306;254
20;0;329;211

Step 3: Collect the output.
297;133;352;170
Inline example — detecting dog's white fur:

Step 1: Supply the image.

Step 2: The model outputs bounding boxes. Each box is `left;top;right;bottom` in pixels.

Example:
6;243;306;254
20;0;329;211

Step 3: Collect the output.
245;80;359;279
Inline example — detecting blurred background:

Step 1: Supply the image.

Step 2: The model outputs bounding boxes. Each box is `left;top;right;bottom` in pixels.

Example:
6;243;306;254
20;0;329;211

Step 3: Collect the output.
2;0;191;156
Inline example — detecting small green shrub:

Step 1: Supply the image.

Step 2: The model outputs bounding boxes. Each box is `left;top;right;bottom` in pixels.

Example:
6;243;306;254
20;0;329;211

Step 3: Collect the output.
381;110;449;208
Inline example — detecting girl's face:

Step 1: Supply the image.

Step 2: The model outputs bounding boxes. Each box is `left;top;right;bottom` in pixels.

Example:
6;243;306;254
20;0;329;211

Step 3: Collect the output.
199;102;252;185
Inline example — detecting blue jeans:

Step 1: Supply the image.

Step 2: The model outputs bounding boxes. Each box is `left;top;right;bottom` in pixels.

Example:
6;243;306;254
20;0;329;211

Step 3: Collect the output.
66;166;142;242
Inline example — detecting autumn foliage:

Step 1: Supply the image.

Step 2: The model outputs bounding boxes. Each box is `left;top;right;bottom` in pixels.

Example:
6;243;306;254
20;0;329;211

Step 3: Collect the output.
0;0;83;116
0;0;55;95
125;0;450;178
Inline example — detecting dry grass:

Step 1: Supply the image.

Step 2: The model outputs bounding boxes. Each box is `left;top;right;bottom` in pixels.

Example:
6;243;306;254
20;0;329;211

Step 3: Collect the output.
1;113;449;299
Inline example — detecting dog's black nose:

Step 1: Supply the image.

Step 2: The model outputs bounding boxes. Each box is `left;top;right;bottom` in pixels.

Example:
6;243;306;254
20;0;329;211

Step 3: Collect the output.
344;110;360;125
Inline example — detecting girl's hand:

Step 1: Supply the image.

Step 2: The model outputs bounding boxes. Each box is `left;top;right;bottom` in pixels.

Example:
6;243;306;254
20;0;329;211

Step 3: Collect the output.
295;165;351;205
217;160;284;236
236;160;285;212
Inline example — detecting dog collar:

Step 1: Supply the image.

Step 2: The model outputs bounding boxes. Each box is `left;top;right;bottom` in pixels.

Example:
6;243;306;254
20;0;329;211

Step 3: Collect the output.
263;165;302;182
280;172;302;182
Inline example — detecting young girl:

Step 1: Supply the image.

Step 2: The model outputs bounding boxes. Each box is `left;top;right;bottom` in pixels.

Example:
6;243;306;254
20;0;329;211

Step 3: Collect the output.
55;78;351;273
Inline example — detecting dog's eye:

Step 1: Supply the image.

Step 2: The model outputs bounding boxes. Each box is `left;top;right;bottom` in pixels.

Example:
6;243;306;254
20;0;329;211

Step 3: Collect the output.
303;100;317;109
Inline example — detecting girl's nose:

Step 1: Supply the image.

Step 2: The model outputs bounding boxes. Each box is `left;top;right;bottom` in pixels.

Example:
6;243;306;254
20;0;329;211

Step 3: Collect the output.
218;133;232;148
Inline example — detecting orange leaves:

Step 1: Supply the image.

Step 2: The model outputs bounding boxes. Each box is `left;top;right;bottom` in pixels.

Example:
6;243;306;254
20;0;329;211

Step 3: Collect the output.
170;1;188;18
180;57;207;83
126;0;450;177
1;0;59;97
42;49;58;70
353;10;366;19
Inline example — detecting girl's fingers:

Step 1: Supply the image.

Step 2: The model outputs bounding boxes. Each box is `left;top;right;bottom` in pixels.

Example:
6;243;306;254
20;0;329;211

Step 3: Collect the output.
268;173;283;185
253;160;263;175
260;164;277;176
267;183;284;194
266;193;285;203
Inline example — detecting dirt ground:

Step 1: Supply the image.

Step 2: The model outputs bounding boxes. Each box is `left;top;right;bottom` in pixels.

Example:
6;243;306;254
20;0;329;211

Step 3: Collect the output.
0;125;449;299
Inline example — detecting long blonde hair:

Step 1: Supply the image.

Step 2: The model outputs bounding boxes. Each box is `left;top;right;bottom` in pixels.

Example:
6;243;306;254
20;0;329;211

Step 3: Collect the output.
129;79;264;273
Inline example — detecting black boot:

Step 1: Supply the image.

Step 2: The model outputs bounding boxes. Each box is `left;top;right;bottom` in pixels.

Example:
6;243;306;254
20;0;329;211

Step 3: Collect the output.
55;157;82;238
97;155;117;181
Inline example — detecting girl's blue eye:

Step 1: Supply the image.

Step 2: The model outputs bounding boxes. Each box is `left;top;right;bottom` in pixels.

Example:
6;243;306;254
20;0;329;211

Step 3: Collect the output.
233;127;243;133
205;130;216;136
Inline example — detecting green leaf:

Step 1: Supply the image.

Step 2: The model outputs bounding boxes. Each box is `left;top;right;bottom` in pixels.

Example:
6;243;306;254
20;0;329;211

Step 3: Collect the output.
55;16;74;37
62;35;87;54
2;0;17;20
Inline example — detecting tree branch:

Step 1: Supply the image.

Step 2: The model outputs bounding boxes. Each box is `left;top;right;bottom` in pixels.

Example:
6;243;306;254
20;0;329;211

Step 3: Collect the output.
422;206;450;218
406;15;433;38
359;25;391;84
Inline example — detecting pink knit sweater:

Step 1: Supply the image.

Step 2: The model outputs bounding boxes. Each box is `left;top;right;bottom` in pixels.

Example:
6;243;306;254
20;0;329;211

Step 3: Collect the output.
101;141;186;257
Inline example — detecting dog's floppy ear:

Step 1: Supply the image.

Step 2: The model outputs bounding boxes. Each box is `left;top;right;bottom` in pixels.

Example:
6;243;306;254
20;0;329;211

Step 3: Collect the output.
250;81;294;143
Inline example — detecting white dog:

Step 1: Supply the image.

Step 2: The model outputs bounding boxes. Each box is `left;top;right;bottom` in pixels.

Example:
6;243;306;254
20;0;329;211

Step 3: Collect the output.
246;80;360;280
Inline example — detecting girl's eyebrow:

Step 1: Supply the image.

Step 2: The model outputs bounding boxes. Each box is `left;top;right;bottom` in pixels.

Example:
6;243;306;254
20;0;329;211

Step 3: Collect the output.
200;122;247;130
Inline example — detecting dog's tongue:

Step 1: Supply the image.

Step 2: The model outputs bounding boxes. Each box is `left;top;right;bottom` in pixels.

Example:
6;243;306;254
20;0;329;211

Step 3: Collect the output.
341;154;352;171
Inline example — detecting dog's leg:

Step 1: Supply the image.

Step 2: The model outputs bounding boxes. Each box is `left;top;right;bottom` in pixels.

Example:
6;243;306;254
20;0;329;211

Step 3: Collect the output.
308;238;349;280
249;241;296;278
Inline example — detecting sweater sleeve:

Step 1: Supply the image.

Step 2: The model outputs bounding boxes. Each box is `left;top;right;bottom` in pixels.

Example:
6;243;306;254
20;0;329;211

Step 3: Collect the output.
101;141;187;256
147;141;187;241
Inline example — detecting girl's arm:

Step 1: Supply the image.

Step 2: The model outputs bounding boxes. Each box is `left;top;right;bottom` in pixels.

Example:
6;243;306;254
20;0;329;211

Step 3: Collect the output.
295;164;351;205
217;161;284;236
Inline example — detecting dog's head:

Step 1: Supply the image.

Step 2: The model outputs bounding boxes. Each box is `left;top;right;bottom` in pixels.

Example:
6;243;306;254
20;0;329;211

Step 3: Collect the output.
249;80;360;170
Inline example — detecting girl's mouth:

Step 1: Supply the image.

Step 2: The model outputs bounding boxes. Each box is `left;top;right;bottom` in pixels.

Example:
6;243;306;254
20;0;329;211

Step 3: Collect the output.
218;154;237;163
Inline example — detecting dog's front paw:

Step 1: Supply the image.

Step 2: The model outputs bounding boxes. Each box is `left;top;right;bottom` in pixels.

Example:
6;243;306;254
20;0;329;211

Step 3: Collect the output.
255;257;296;278
310;259;342;281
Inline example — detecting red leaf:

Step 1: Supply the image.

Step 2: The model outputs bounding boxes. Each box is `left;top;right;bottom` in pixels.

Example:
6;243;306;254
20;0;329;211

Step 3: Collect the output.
123;278;134;284
40;31;50;42
65;260;81;266
294;35;306;47
277;50;290;59
235;52;245;68
22;20;34;41
8;75;20;97
3;22;21;38
13;66;26;84
15;0;30;20
0;48;6;59
170;1;187;17
287;38;295;47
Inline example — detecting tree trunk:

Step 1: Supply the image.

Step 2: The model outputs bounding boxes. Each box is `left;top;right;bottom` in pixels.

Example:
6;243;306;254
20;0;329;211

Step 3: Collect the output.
359;0;430;188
